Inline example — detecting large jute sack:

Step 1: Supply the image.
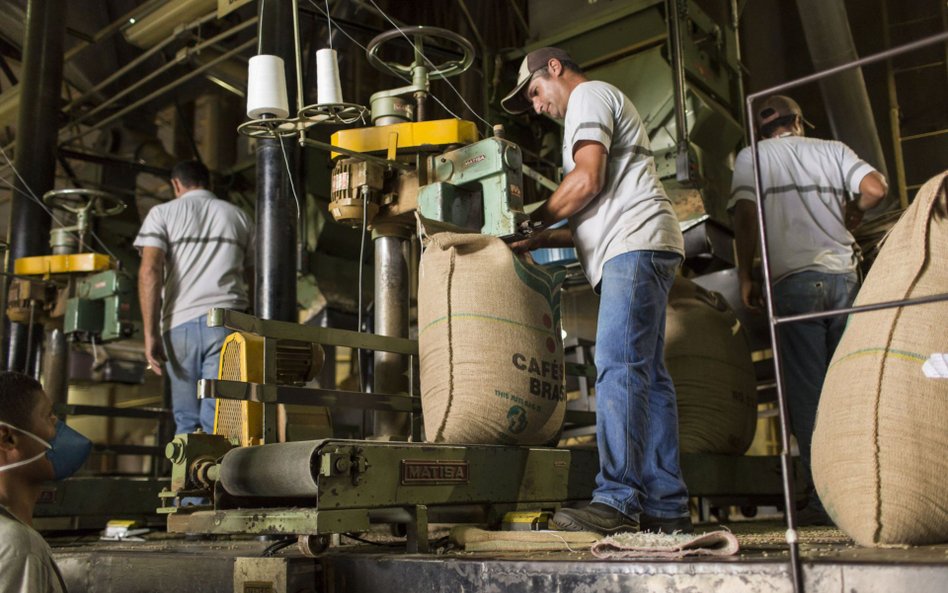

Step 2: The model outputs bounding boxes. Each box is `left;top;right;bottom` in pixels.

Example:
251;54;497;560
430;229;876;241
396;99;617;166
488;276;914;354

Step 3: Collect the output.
813;171;948;546
419;233;567;445
665;277;758;454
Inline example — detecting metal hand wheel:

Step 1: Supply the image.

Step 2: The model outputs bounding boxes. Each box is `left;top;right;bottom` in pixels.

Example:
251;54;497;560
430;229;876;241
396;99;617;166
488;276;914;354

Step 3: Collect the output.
43;188;126;218
366;26;475;80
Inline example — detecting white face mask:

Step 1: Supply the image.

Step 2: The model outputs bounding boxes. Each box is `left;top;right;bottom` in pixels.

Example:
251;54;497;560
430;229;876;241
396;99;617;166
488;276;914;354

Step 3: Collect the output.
0;421;51;473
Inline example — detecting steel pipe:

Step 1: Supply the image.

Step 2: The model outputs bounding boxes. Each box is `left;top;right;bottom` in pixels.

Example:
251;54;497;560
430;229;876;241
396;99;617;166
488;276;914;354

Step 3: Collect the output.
41;327;69;406
372;234;411;439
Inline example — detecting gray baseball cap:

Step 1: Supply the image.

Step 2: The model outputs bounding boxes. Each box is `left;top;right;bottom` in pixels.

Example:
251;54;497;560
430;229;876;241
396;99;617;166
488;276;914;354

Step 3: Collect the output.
501;47;574;115
756;95;814;132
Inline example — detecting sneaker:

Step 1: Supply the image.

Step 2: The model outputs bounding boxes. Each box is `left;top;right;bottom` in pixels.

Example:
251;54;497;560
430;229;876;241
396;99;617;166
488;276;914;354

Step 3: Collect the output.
553;502;639;535
640;513;694;534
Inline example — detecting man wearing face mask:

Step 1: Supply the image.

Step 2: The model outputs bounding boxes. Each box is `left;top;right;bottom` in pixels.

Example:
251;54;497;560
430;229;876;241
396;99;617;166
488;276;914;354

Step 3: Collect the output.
0;371;92;593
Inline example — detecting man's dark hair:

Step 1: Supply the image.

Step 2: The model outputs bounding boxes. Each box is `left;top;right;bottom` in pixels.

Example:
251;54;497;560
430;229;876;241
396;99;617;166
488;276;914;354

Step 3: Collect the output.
559;59;584;74
0;372;43;430
760;114;798;139
170;160;210;189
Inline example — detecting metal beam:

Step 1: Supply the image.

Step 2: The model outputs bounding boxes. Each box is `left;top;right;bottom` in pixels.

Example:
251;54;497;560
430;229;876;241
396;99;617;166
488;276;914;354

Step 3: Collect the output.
206;308;418;355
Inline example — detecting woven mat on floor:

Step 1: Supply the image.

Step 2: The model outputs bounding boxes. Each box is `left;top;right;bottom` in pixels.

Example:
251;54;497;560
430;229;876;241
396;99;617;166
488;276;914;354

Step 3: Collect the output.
591;530;740;559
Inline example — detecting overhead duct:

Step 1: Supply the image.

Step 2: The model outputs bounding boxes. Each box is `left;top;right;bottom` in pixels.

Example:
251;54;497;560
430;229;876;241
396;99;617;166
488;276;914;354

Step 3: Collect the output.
123;0;217;49
795;0;891;210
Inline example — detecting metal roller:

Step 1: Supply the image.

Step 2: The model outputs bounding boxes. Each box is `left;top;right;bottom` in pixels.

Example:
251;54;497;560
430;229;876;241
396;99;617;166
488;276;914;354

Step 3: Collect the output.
219;441;321;498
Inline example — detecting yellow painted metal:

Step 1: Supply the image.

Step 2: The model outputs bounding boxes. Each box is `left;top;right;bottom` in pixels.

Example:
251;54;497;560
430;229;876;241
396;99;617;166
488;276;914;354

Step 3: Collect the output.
14;253;113;276
331;119;478;159
215;332;264;447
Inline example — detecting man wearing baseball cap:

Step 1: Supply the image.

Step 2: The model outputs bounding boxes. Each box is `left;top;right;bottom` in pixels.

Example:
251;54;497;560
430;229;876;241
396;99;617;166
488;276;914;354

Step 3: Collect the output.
728;94;888;525
504;47;691;535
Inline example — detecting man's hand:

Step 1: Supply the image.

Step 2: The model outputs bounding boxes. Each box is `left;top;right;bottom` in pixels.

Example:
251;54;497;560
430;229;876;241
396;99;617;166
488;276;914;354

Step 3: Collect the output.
845;200;865;231
740;276;763;311
144;334;166;376
510;229;549;254
509;227;574;254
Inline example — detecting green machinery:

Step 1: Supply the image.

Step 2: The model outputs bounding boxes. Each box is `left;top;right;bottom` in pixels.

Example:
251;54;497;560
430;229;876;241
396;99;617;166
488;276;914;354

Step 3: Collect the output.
64;269;138;342
160;309;802;553
10;188;140;345
417;132;529;238
157;8;798;551
160;309;598;553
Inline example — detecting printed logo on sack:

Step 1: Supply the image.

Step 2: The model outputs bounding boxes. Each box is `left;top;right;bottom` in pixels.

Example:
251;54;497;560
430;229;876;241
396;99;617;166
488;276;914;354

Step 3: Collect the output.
507;405;528;434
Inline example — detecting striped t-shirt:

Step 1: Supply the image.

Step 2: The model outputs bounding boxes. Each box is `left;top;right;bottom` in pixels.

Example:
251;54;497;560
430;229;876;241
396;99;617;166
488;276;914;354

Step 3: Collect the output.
563;81;684;290
727;135;877;281
134;189;254;330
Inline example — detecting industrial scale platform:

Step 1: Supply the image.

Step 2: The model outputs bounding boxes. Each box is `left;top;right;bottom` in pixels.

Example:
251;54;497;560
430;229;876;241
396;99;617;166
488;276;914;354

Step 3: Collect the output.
51;520;948;593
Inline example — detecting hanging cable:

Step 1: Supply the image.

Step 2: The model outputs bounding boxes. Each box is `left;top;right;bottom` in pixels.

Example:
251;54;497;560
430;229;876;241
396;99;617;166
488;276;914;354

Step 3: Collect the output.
325;0;333;49
275;127;303;228
356;190;367;394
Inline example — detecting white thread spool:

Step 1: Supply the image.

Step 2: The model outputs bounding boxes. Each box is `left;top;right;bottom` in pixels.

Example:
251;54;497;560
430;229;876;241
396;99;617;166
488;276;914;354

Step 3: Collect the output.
316;48;344;105
246;54;289;119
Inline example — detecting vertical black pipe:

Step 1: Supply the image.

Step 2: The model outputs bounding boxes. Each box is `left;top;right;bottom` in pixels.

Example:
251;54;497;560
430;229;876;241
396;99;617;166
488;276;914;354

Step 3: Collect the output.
667;0;690;183
255;0;298;322
3;0;67;373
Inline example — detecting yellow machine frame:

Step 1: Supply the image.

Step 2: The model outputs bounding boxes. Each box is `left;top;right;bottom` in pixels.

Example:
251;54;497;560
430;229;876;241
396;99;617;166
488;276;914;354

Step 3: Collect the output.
14;253;113;277
331;118;478;160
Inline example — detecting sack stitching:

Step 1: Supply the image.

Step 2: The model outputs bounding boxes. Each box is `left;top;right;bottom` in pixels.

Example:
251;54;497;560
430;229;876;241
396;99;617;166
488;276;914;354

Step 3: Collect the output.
872;182;937;544
433;247;456;443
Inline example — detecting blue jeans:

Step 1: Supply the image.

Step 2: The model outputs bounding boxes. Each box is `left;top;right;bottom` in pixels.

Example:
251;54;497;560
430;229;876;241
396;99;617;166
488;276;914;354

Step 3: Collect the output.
162;314;232;434
592;251;690;520
773;270;859;483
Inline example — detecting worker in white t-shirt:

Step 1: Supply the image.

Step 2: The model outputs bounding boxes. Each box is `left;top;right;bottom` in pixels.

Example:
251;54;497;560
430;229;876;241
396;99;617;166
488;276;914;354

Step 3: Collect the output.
135;161;255;434
1;372;92;593
503;47;690;536
728;95;888;525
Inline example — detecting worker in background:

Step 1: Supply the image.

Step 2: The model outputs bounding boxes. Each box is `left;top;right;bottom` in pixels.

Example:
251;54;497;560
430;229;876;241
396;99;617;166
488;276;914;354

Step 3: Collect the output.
504;47;691;535
135;161;255;435
0;371;92;593
728;95;888;525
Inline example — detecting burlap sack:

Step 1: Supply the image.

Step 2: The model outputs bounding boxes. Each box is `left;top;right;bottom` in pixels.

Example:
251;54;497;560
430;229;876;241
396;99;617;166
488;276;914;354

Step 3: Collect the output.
813;171;948;546
665;277;758;454
419;233;566;445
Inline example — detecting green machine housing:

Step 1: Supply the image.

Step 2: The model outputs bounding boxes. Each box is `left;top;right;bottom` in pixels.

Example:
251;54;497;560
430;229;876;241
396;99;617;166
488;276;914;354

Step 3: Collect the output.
417;136;529;237
64;269;140;342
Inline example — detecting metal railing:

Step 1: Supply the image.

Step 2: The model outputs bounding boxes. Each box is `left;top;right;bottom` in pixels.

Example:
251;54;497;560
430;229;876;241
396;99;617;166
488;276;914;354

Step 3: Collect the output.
746;28;948;593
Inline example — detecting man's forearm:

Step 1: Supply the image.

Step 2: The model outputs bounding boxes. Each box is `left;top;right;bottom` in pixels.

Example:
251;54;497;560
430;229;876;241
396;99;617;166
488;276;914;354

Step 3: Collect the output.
733;202;759;281
533;172;600;228
138;267;162;340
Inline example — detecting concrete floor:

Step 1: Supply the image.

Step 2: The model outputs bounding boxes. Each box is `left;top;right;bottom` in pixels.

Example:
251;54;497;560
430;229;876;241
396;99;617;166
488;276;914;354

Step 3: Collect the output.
51;520;948;593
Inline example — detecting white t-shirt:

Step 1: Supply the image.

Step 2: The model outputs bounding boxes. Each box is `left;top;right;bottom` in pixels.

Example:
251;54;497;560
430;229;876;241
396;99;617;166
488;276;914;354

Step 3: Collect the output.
0;506;65;593
727;135;877;281
134;189;254;331
563;81;684;290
